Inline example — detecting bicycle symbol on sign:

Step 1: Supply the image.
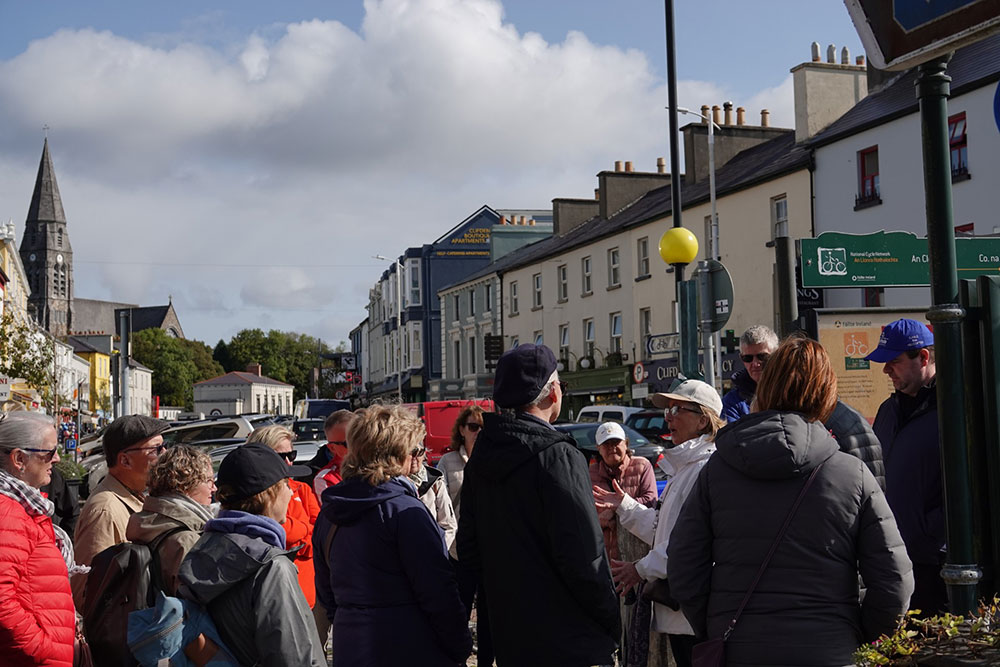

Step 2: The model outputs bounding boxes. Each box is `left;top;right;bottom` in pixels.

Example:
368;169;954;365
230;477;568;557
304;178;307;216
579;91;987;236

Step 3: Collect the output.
844;333;868;357
818;247;848;276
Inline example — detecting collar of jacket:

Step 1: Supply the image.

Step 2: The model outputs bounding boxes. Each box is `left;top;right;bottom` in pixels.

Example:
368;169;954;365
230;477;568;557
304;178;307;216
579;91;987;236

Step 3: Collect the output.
730;367;757;400
471;411;575;481
660;434;716;477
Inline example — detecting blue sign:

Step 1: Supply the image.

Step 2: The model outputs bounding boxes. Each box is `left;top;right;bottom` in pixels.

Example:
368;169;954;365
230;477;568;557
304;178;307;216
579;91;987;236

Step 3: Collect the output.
65;438;77;451
894;0;980;32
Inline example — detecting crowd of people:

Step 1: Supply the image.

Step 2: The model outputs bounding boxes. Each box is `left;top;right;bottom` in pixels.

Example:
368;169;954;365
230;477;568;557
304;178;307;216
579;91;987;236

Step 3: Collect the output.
0;317;946;666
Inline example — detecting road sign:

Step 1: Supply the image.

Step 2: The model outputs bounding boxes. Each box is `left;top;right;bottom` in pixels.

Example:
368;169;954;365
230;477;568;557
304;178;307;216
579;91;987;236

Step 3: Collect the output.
65;438;77;451
632;383;649;400
801;231;1000;288
693;259;734;333
0;376;9;402
341;354;356;370
633;363;645;384
845;0;1000;71
646;333;680;357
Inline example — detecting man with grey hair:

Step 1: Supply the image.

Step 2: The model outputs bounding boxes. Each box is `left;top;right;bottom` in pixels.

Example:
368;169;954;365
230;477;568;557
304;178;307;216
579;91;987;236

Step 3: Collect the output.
721;325;779;422
458;343;619;666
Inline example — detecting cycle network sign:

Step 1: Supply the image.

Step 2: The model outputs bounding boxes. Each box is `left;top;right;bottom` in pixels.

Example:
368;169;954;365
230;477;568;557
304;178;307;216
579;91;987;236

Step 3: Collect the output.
801;231;1000;288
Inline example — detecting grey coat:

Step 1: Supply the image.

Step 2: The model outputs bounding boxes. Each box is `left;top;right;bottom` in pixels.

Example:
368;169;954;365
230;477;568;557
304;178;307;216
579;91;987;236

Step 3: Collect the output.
178;531;325;667
668;411;913;667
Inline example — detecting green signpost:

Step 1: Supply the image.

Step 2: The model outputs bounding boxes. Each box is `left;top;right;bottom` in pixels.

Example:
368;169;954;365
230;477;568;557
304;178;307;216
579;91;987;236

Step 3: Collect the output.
801;231;1000;288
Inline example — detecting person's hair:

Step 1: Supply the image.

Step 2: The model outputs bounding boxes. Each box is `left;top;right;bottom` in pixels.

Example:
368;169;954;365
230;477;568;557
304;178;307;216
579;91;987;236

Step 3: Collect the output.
324;409;354;430
449;405;484;451
695;404;728;440
523;370;559;410
905;346;936;363
755;335;838;422
0;412;55;474
342;404;424;486
216;478;287;514
740;325;779;351
148;444;213;497
246;424;295;450
1;400;26;413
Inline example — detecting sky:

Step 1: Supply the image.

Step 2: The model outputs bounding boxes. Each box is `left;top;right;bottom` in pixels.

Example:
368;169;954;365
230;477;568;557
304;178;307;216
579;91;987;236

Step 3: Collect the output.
0;0;863;347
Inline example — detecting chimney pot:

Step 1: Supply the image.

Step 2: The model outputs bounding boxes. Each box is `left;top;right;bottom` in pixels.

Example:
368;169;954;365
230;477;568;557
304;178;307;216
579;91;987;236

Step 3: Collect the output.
856;55;865;66
246;363;262;376
594;188;600;200
614;160;623;172
827;44;836;63
811;42;821;62
528;219;535;226
841;46;850;65
656;157;666;174
500;215;507;225
700;105;710;123
760;109;770;127
624;161;633;173
723;101;733;126
712;105;721;126
519;215;526;225
736;106;745;126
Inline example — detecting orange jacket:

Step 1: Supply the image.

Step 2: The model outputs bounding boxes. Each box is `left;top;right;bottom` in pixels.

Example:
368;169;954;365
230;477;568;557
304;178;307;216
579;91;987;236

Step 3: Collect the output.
283;479;321;607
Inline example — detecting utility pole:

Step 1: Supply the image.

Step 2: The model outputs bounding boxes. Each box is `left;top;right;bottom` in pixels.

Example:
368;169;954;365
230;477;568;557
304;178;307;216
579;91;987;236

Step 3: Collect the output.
119;309;131;417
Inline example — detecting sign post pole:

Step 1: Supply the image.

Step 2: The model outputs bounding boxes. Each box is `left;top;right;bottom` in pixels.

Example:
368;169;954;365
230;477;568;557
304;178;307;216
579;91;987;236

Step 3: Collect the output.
918;56;980;614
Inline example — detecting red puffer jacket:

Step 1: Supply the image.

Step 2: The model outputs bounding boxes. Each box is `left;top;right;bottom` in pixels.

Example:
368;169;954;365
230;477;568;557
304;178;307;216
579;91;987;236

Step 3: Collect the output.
0;494;76;666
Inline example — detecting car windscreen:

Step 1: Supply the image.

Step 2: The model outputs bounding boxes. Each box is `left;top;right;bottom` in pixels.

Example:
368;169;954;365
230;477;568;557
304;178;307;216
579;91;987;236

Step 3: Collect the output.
164;423;241;445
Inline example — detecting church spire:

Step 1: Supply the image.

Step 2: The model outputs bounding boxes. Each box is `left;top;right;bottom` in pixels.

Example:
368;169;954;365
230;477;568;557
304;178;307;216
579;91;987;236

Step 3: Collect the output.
26;138;66;224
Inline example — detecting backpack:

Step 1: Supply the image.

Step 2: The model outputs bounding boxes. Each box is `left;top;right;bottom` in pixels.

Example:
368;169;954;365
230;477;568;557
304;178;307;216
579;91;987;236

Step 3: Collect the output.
127;592;239;667
82;526;187;667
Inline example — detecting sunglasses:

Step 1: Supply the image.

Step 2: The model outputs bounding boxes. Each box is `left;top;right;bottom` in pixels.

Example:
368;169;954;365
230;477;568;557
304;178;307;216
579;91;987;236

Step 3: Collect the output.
411;446;426;457
741;353;771;364
19;447;58;463
667;405;702;416
123;443;168;456
559;380;569;393
328;440;348;448
463;423;482;433
279;450;298;463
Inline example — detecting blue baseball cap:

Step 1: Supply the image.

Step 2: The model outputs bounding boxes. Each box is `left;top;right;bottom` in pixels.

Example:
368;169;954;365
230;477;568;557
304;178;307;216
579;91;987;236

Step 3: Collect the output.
864;318;934;363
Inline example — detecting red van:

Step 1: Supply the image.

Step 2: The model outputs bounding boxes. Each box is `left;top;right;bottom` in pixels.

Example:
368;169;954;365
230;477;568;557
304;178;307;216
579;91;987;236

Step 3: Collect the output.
402;399;495;464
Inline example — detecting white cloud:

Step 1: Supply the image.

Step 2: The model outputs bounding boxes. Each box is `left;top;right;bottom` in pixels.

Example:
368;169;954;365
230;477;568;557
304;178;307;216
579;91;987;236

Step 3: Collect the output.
0;0;799;344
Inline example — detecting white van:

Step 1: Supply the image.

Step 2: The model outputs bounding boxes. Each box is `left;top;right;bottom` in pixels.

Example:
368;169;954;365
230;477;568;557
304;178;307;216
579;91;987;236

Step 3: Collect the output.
575;405;644;424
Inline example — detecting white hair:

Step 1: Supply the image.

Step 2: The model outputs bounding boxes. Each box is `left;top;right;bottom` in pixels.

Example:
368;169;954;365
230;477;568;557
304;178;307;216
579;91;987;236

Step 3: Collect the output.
527;370;560;408
740;325;779;350
0;412;56;472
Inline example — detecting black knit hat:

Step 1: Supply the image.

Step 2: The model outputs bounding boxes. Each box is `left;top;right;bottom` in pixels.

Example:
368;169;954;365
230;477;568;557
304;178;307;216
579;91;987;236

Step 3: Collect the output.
492;343;558;409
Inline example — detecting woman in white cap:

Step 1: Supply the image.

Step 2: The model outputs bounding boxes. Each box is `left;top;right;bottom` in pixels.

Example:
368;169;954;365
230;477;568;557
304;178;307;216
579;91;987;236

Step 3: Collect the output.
594;379;724;667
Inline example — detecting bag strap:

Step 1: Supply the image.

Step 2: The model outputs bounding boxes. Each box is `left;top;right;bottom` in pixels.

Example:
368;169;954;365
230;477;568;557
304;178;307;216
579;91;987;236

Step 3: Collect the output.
722;462;824;641
321;520;339;562
147;525;189;602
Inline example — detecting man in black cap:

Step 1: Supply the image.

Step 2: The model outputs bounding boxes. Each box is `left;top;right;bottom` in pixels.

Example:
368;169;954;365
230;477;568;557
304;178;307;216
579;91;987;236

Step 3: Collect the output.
457;344;620;666
72;414;171;607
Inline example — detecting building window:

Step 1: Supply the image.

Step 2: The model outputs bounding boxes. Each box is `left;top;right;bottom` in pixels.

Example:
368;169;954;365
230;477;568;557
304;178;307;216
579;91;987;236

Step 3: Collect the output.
411;324;422;368
557;264;568;301
452;294;460;321
639;307;652;338
772;195;788;238
856;146;881;209
509;281;519;315
57;228;63;248
534;330;543;346
408;259;422;306
583;318;595;356
509;336;519;349
581;256;592;295
532;273;542;309
469;290;476;317
558;324;569;362
607;248;621;287
610;312;622;353
454;340;462;377
636;238;649;278
949;112;968;179
469;336;476;375
864;287;885;307
485;282;493;311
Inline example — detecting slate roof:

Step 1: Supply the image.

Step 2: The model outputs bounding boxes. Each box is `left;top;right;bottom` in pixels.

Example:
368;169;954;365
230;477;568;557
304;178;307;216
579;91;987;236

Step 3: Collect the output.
194;371;292;387
73;298;138;335
120;305;171;332
26;139;66;224
67;336;105;355
809;33;1000;148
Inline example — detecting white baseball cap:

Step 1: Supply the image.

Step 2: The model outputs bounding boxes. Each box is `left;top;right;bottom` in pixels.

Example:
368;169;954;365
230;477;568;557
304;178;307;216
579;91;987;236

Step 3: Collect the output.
650;379;722;417
595;422;627;445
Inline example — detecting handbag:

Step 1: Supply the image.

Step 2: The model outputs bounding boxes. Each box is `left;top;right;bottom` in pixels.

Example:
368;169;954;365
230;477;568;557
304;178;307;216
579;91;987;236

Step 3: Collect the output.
691;462;825;667
74;616;94;667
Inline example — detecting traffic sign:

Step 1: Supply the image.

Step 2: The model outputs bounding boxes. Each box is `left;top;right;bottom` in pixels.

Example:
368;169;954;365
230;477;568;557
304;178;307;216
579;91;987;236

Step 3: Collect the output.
646;333;680;357
341;354;356;370
802;231;1000;288
844;0;1000;71
693;259;734;333
633;363;645;384
0;376;9;402
65;438;77;451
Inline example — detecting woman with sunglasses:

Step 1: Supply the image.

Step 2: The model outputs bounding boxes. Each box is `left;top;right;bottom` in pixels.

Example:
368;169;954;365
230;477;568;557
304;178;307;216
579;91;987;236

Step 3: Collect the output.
0;411;77;666
246;425;321;609
408;444;457;553
593;379;725;667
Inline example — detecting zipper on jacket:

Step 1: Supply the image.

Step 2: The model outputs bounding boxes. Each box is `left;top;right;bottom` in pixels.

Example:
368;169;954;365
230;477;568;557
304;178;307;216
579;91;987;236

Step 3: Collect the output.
129;614;185;652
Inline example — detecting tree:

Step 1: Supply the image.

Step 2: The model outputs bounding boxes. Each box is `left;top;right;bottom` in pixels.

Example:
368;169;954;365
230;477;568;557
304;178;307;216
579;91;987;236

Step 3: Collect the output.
132;329;201;409
0;309;53;397
179;338;224;381
220;328;339;399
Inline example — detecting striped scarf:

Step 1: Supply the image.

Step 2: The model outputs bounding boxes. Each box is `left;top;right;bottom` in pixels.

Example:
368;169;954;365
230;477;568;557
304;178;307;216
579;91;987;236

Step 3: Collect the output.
0;468;90;575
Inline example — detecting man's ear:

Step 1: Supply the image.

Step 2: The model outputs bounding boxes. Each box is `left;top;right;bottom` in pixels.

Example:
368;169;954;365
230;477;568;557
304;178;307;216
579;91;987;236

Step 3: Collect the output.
920;348;932;366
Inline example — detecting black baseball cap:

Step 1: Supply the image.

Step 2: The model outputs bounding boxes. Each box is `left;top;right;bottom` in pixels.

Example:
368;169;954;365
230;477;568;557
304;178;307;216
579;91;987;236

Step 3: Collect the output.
104;415;171;466
217;443;312;502
493;343;558;409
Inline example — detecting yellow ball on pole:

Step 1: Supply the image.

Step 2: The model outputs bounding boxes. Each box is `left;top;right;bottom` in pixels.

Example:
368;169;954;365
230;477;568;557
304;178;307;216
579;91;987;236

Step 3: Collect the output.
658;227;699;265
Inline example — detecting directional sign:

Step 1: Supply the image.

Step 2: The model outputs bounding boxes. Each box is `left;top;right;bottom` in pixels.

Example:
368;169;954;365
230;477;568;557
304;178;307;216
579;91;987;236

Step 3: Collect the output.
646;333;680;357
801;231;1000;288
845;0;1000;71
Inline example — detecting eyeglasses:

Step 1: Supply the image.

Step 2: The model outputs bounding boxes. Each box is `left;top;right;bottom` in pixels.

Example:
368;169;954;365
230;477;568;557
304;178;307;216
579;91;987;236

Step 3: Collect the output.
740;353;771;364
279;450;297;463
411;446;426;457
17;447;58;463
463;423;482;433
667;405;702;416
328;440;348;448
559;381;569;393
123;444;167;456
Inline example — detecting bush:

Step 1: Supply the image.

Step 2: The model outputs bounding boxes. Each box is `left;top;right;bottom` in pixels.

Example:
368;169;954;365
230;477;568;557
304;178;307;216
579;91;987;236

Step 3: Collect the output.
854;598;1000;666
53;453;86;480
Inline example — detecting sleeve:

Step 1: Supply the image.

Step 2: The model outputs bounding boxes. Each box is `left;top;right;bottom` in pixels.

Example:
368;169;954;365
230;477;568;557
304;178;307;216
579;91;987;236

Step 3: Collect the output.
433;480;458;553
720;391;747;423
0;515;61;661
70;502;121;607
252;559;326;667
456;464;480;570
856;466;914;641
311;513;337;624
633;459;659;507
541;446;621;640
397;504;473;663
282;485;317;558
666;466;714;638
616;493;657;545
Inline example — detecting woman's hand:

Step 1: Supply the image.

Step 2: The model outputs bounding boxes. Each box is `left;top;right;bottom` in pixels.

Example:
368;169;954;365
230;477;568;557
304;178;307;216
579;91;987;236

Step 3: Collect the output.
609;558;643;595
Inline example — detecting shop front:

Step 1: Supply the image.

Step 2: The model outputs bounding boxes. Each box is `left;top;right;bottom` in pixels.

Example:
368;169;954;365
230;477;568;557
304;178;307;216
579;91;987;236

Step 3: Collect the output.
635;352;743;398
558;365;633;421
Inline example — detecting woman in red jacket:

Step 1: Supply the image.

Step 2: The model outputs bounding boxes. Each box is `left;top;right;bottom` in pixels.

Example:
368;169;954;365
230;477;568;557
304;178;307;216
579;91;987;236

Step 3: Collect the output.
0;412;77;666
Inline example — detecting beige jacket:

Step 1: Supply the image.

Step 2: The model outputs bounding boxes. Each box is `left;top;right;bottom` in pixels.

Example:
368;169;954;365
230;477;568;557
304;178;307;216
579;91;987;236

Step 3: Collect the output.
71;473;145;609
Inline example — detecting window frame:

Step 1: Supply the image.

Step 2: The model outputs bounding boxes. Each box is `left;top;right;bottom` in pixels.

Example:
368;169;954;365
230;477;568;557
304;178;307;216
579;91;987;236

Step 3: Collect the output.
581;256;592;295
771;195;789;239
509;281;519;315
407;258;422;306
607;247;621;288
583;318;595;356
639;307;652;339
610;312;623;353
855;145;881;209
636;237;650;278
949;112;969;179
557;264;568;301
558;324;570;361
532;273;543;309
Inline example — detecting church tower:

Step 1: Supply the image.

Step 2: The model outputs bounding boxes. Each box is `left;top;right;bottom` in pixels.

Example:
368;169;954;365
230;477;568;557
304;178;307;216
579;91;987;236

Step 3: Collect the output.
19;138;74;337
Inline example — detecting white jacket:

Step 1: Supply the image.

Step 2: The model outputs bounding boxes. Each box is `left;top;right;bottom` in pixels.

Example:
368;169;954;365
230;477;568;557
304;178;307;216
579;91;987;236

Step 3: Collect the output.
617;433;716;635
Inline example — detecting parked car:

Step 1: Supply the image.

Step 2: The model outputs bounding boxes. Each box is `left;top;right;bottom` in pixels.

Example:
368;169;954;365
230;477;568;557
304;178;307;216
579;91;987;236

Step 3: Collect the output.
293;399;350;419
401;399;494;464
554;423;666;479
625;410;671;444
575;405;645;424
209;439;322;474
291;418;326;441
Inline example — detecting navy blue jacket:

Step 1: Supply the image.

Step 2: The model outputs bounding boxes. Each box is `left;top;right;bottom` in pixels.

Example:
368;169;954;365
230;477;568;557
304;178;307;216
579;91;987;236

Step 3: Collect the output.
314;477;471;667
720;368;755;423
873;384;945;566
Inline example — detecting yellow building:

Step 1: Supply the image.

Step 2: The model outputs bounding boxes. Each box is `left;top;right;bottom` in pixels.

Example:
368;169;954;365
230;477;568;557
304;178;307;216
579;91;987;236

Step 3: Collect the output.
69;338;112;417
0;220;31;322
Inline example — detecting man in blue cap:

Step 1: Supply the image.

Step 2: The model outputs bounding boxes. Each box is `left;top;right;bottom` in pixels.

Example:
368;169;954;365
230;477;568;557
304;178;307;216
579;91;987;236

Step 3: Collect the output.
457;343;620;666
866;318;944;615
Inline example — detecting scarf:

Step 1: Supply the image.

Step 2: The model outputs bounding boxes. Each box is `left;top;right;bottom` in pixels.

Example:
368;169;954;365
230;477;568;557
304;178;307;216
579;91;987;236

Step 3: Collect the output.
205;510;287;550
0;468;90;575
161;491;217;525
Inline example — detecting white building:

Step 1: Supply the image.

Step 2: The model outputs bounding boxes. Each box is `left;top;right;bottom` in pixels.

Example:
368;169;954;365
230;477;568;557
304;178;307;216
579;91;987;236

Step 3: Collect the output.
193;364;294;416
127;359;153;416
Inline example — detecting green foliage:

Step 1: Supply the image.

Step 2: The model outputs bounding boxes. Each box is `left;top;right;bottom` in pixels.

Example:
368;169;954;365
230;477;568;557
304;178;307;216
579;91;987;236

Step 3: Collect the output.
132;329;222;410
854;598;1000;666
53;452;86;480
0;309;53;394
217;328;342;400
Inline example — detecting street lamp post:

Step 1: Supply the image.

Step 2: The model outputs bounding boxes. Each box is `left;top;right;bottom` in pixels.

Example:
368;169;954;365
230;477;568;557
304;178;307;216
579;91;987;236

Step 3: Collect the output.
374;255;404;402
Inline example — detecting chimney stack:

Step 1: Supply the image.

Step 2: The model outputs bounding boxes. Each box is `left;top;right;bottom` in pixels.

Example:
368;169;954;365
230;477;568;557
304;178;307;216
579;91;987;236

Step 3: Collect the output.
519;215;526;225
499;215;507;225
247;363;262;376
656;157;666;174
736;106;745;126
792;41;868;142
761;109;770;127
594;188;599;200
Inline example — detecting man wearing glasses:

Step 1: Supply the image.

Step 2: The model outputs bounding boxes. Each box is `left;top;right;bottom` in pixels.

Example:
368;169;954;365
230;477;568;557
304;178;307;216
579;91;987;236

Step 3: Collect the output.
71;414;170;608
720;325;779;423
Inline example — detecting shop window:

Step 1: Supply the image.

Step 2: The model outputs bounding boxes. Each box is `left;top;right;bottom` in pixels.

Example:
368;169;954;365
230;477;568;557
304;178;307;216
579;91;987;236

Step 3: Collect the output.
949;112;969;180
855;146;881;209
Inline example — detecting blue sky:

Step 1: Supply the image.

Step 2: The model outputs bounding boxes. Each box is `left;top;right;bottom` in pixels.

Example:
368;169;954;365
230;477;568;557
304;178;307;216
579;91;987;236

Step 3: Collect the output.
0;0;864;346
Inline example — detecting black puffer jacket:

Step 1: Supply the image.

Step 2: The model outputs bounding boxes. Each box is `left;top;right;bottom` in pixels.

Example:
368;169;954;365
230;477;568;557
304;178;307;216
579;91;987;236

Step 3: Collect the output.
457;411;619;667
668;411;913;667
826;400;885;491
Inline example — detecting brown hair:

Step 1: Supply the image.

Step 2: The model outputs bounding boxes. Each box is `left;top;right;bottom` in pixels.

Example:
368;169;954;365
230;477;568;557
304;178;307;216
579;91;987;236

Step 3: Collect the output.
324;409;355;430
449;405;484;451
755;335;837;422
342;404;424;486
217;478;287;515
696;405;728;440
148;444;213;497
